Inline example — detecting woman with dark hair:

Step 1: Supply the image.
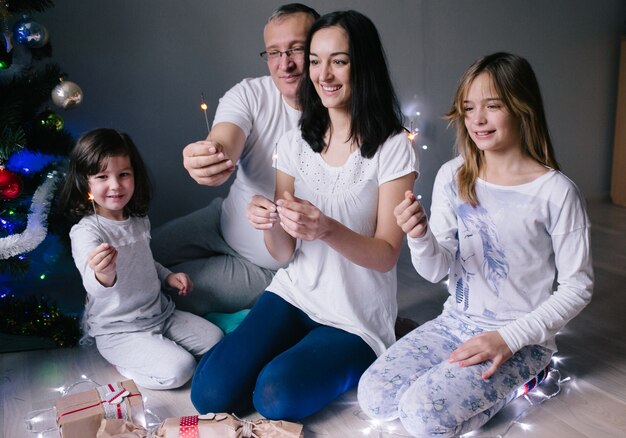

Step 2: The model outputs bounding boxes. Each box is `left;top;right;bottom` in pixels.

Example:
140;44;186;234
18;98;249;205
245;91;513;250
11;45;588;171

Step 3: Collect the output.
191;10;418;421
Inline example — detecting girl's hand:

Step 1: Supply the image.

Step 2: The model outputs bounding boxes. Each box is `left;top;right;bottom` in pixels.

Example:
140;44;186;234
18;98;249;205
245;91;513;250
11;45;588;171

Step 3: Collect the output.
448;331;513;380
247;195;278;230
87;243;117;287
166;272;193;296
394;191;428;238
276;191;329;241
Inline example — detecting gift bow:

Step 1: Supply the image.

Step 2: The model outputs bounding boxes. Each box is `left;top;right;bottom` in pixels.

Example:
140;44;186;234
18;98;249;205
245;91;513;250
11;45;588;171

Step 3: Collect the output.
56;382;140;423
97;383;133;420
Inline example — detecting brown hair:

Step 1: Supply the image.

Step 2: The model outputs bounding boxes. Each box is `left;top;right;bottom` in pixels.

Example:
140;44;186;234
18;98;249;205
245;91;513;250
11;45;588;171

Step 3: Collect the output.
444;52;559;206
59;128;152;222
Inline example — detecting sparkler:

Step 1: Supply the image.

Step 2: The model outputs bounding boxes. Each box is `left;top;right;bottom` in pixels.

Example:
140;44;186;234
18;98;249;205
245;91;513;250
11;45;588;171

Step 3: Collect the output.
200;93;210;135
407;119;417;142
272;143;278;172
88;192;103;234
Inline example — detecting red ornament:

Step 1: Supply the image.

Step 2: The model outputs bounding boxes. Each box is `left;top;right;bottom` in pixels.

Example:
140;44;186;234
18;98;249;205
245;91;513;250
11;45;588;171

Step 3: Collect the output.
0;167;23;200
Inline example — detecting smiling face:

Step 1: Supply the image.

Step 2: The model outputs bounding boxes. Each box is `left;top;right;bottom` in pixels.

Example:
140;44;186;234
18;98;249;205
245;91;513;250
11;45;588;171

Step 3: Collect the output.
463;72;521;155
308;26;351;114
263;12;314;109
87;154;135;221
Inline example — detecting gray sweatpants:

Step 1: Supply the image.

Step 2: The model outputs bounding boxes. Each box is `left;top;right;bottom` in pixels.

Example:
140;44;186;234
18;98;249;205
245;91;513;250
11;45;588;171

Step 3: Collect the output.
151;198;275;315
357;309;551;437
95;310;223;390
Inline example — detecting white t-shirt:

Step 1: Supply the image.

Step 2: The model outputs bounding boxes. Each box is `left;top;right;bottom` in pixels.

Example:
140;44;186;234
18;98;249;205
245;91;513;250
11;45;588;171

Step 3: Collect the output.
408;156;594;353
216;76;301;270
70;215;175;337
268;129;418;356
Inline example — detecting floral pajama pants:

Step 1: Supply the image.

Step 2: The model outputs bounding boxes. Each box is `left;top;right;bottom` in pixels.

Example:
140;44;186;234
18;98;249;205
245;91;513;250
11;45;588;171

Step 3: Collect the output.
357;309;551;437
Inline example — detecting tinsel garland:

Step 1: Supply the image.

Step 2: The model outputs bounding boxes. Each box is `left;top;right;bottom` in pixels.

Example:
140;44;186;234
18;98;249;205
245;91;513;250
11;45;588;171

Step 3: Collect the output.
0;169;60;259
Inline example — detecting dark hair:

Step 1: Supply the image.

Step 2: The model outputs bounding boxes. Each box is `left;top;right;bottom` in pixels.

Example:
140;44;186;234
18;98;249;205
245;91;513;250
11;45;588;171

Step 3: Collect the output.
269;3;320;22
298;10;404;158
59;128;152;222
444;52;559;206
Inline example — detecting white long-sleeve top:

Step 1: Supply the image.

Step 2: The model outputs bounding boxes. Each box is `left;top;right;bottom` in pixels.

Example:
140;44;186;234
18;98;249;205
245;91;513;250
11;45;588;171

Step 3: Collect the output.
70;215;175;337
408;156;593;353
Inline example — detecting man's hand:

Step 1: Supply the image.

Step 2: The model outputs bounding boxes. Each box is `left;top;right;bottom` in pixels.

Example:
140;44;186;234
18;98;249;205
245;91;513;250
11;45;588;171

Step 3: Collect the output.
182;140;235;186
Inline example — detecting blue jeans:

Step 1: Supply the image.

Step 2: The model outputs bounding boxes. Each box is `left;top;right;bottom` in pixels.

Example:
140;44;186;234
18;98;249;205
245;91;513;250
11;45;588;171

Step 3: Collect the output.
191;291;377;420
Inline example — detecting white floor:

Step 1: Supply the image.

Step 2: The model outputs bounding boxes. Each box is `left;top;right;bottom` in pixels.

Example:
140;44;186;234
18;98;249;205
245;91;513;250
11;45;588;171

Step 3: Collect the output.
2;198;626;438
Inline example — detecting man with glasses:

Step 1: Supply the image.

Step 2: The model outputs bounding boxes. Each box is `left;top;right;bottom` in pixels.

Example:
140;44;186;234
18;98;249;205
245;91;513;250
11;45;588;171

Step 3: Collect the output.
151;4;320;316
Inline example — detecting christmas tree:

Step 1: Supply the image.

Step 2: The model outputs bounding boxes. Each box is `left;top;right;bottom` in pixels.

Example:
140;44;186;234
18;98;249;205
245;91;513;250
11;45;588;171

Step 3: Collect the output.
0;0;81;348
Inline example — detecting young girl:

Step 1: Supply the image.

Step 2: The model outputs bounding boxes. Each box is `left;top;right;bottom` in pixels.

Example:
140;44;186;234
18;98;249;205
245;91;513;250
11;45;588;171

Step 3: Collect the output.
358;52;594;437
190;10;417;420
60;128;223;390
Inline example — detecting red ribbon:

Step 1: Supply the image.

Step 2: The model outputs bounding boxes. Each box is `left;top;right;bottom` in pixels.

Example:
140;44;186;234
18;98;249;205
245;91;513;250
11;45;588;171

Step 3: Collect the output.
56;392;140;422
179;416;199;438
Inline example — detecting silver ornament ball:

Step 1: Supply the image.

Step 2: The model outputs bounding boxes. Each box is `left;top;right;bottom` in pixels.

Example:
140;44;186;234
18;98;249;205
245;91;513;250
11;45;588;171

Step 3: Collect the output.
51;80;83;109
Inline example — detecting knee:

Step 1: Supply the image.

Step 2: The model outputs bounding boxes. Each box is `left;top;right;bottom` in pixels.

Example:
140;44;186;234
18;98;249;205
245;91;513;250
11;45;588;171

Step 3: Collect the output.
148;353;197;390
190;372;234;414
195;325;224;356
398;389;457;438
120;354;195;391
356;367;401;421
253;364;303;421
190;349;241;414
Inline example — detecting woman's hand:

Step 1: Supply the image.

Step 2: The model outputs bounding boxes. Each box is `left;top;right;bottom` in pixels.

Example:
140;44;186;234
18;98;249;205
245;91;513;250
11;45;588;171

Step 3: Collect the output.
394;191;429;238
87;243;117;287
166;272;193;296
448;331;513;380
247;195;278;230
276;191;331;241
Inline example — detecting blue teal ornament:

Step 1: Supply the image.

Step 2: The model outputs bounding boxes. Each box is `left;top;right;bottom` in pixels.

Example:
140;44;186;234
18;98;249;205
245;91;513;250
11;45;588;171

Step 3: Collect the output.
13;16;49;48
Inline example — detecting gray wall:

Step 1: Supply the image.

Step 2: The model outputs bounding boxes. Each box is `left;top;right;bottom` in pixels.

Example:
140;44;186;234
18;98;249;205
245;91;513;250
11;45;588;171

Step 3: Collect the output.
39;0;625;226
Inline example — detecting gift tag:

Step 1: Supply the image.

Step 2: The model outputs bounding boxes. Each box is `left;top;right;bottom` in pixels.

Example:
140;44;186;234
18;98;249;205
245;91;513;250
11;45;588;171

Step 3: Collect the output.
197;413;228;421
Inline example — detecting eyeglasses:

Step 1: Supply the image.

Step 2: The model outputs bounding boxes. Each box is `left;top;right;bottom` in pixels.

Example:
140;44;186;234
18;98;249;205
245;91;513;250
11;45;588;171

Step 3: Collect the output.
259;47;305;62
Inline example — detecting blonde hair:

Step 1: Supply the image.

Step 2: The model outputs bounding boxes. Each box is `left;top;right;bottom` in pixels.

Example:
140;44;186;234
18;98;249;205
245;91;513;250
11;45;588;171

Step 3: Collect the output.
444;52;559;206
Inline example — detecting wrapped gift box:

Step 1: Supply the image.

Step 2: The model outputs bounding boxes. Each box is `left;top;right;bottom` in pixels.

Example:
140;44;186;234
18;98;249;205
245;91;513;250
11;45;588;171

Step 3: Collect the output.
155;413;303;438
55;379;145;438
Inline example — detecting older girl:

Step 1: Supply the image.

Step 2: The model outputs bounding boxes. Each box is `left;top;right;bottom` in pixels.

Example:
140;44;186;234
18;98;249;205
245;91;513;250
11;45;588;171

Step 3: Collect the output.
358;52;593;437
